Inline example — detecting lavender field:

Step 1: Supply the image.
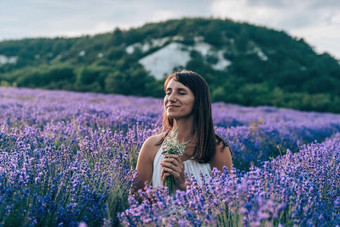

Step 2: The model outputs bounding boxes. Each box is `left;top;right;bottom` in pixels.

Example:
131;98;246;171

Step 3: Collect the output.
0;87;339;226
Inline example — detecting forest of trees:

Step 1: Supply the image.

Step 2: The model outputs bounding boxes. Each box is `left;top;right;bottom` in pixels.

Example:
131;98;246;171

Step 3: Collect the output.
0;18;339;112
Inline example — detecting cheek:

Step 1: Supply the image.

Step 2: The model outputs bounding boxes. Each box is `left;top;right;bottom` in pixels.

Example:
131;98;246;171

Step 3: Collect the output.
189;99;195;112
189;98;195;108
163;97;168;108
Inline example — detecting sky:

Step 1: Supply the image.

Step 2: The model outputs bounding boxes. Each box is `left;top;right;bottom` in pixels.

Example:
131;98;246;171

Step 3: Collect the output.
1;0;340;59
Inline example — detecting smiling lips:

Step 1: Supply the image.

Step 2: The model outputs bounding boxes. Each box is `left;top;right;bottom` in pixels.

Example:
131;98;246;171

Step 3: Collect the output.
167;105;179;109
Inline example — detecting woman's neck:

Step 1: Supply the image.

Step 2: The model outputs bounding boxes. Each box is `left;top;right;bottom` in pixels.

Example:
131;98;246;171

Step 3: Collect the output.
172;118;194;142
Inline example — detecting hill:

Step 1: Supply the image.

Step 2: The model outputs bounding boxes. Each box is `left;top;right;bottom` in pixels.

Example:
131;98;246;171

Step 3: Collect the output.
0;18;339;112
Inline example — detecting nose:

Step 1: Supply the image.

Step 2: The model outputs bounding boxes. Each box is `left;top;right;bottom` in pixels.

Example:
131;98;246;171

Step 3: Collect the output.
168;92;177;103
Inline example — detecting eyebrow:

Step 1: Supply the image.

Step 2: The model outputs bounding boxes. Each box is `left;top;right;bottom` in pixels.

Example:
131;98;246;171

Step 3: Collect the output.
166;87;188;92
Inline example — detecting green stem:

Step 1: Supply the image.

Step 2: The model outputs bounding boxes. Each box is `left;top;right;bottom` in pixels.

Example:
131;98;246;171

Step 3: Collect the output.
165;175;175;195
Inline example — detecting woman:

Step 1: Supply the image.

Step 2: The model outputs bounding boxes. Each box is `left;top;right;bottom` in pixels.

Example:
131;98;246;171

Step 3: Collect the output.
132;70;232;193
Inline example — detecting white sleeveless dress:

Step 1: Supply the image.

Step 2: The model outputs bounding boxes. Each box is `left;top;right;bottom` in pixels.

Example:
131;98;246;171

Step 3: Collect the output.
152;145;211;188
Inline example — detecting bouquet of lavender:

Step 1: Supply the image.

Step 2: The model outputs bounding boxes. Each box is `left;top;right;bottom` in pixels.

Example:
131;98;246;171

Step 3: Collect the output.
162;129;191;195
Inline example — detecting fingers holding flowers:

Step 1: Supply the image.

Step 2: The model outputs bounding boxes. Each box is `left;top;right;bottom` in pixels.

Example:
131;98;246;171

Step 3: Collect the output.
160;129;191;193
161;167;171;182
161;154;186;190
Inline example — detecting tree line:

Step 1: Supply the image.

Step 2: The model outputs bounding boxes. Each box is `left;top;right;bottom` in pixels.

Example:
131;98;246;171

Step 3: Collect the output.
0;18;339;112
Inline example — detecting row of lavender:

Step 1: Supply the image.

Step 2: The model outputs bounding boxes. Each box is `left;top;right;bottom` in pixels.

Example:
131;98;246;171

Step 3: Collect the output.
2;87;339;170
3;87;340;131
0;87;340;225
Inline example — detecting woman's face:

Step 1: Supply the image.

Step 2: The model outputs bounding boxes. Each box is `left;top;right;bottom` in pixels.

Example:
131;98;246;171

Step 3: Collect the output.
164;78;195;120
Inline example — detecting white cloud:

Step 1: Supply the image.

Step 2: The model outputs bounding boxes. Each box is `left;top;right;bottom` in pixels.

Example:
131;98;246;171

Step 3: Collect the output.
210;0;313;29
151;10;178;22
291;24;340;58
210;0;340;58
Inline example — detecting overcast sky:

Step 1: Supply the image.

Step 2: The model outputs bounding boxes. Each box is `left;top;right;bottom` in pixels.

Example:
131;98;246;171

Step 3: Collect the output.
1;0;339;59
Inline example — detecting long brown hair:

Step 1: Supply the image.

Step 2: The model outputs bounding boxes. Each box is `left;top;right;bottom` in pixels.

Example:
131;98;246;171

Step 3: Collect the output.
158;70;229;163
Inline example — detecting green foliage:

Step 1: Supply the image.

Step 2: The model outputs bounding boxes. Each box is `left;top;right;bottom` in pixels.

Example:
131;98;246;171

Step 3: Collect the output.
0;18;339;112
104;66;160;96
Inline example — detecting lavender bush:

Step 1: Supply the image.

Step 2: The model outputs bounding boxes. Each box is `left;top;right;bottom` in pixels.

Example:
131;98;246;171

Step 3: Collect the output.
1;87;339;226
120;134;340;226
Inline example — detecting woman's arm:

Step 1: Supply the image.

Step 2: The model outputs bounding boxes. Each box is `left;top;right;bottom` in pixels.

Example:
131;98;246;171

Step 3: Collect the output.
210;143;233;174
130;135;159;194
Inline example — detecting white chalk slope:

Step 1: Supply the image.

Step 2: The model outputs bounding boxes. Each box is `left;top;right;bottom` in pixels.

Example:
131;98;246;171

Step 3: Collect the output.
126;36;268;79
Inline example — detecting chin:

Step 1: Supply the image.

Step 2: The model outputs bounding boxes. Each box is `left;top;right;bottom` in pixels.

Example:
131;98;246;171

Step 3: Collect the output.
167;112;182;119
166;113;176;119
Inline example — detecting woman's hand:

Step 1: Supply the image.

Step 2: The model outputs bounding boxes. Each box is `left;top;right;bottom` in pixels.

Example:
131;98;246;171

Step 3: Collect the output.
161;154;186;191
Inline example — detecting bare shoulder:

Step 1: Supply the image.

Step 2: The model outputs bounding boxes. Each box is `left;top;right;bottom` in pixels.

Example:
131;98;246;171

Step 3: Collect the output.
215;143;232;161
217;142;232;154
210;142;233;173
141;133;164;149
139;133;165;162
